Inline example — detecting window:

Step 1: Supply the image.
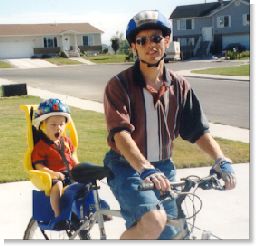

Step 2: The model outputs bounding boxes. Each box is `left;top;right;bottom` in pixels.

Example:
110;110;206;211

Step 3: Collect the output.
243;13;250;26
43;37;57;48
217;16;231;28
83;35;93;46
83;36;89;46
177;19;194;30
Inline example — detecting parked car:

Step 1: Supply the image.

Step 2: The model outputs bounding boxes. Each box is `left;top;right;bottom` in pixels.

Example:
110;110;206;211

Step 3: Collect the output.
164;41;181;62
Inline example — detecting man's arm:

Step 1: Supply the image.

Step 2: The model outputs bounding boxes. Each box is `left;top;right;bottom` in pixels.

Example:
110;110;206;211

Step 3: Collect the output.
114;130;154;172
195;132;224;160
114;130;170;191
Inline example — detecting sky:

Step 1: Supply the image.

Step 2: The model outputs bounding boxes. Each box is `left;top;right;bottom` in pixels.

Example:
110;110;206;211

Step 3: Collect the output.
0;0;254;45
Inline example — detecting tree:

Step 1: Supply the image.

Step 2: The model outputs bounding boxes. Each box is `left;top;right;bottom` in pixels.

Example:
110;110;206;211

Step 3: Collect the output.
111;38;120;54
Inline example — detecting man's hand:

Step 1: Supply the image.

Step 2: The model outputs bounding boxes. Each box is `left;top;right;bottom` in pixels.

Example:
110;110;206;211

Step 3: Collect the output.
140;168;170;191
210;158;236;190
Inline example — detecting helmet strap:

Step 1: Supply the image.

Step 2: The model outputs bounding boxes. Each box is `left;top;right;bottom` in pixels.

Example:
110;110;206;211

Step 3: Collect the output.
140;55;165;67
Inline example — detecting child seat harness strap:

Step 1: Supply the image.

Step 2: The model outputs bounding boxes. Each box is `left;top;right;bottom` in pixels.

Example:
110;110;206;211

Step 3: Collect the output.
58;138;73;183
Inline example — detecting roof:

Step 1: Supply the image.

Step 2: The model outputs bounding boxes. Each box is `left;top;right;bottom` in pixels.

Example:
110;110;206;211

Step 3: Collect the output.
170;1;231;19
0;23;104;36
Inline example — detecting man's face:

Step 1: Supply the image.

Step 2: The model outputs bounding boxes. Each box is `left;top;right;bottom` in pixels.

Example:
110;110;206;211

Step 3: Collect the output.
45;115;66;141
132;29;170;65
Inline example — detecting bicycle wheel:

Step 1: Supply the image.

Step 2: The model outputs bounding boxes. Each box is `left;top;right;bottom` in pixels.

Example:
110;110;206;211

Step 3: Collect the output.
23;218;75;239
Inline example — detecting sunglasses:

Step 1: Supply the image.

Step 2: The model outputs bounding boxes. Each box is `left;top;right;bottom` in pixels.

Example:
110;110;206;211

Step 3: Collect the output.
135;35;163;46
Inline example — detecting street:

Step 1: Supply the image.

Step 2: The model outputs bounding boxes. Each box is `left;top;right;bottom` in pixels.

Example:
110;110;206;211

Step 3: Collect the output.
0;60;249;128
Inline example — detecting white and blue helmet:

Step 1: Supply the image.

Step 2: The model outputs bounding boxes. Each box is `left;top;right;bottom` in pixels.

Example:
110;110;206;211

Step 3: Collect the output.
126;10;171;45
33;98;71;128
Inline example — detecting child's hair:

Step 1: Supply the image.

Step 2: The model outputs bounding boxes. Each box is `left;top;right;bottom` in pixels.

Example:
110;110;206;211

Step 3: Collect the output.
33;98;71;128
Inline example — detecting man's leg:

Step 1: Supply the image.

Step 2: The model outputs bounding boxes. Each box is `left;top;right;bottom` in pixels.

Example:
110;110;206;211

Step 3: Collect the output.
120;210;167;239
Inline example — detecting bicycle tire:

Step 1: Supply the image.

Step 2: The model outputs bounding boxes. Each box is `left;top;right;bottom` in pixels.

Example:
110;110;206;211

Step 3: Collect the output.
23;218;73;239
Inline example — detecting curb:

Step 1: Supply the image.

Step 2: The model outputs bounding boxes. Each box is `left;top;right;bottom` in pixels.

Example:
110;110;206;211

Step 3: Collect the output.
176;70;249;82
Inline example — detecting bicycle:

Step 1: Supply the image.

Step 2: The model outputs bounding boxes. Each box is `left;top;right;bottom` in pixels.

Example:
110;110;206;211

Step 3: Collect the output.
23;162;224;240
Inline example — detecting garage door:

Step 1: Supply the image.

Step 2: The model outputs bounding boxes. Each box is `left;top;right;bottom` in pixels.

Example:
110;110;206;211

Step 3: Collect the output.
222;34;249;50
0;40;34;59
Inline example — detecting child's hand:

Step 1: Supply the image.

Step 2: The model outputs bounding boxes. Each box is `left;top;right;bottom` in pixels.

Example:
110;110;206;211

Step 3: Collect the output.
55;172;65;180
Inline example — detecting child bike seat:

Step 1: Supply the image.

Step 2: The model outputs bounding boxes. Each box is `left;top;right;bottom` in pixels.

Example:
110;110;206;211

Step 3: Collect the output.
20;104;79;196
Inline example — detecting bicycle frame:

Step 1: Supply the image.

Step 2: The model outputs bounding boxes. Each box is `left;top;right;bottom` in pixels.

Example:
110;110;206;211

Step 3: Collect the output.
24;164;223;240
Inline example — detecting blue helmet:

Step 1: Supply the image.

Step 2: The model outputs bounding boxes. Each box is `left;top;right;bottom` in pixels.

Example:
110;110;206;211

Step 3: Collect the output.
126;10;171;45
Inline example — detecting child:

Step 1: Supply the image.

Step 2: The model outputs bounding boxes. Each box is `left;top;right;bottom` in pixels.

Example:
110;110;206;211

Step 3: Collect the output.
31;98;78;219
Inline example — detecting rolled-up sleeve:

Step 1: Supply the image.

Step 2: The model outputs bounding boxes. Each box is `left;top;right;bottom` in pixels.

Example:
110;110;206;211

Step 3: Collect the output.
104;76;135;146
179;88;209;143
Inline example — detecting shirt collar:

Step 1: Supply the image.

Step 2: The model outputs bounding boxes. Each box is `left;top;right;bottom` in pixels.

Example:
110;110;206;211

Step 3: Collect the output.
133;60;173;87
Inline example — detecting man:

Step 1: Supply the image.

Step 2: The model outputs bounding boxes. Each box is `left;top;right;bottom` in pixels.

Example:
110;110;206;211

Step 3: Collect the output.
103;10;236;240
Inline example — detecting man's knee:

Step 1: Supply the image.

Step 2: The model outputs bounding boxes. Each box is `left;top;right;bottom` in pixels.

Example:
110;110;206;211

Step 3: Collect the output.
138;210;167;239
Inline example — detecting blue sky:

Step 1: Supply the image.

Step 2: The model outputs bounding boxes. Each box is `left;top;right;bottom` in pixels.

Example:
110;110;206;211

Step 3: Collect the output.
0;0;253;44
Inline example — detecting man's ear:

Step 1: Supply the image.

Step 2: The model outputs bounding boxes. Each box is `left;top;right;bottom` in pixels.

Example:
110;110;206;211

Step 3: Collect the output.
164;36;171;49
131;42;136;50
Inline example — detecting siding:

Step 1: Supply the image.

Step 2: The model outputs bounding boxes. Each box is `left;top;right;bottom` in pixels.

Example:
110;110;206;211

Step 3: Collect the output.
213;1;250;35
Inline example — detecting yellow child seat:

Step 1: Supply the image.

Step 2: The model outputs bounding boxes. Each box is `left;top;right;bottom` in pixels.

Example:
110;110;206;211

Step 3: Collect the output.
20;104;79;196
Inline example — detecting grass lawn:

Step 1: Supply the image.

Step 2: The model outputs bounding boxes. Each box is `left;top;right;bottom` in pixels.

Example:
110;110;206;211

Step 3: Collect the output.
85;54;128;63
45;57;82;65
0;96;249;183
191;64;249;76
0;60;12;68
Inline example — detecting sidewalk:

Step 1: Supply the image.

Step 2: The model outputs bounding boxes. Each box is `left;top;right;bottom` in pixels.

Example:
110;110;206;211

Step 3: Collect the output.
1;163;249;240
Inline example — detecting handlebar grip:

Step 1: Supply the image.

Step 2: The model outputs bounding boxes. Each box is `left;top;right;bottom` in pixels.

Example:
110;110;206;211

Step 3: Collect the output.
138;182;154;191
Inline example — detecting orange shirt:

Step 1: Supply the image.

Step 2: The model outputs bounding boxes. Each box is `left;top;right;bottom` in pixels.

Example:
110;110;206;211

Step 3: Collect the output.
31;136;76;172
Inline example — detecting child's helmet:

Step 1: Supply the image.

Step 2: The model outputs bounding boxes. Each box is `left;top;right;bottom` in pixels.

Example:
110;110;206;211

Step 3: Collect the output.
34;98;71;128
126;10;171;45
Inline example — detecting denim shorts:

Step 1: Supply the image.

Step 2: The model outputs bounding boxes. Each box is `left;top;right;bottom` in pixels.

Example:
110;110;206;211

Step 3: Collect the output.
104;150;180;239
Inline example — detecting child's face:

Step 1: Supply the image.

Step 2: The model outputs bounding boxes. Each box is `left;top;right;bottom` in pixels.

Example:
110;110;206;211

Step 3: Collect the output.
44;115;67;141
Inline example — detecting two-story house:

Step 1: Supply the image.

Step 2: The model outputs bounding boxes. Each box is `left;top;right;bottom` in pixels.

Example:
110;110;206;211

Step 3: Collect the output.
170;0;250;59
0;23;103;59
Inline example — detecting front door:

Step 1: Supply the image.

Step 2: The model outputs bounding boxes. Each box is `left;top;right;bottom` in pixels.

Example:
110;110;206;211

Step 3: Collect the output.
202;27;213;42
63;36;70;51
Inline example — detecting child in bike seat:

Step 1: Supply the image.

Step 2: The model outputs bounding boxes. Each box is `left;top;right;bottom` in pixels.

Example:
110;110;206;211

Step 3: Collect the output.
31;98;78;219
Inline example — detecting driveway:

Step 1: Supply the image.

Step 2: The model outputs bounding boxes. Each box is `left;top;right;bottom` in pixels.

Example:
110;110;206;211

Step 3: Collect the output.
6;58;57;69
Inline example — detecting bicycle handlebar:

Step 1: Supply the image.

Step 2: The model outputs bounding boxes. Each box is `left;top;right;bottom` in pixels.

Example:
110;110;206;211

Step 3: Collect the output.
138;173;223;192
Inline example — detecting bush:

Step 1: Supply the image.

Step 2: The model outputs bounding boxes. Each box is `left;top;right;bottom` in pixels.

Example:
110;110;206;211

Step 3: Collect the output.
59;51;69;58
239;51;250;58
225;50;250;60
102;48;108;54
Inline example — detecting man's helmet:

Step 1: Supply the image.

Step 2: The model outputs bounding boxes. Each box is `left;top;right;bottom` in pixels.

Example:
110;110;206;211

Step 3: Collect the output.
126;10;171;45
33;98;71;128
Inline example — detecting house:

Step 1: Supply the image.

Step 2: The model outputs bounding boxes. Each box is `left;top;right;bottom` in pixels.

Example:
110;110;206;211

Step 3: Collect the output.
0;23;103;59
170;0;250;59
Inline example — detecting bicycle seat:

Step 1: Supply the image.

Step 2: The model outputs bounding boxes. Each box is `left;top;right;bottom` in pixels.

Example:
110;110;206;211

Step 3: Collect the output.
71;162;112;184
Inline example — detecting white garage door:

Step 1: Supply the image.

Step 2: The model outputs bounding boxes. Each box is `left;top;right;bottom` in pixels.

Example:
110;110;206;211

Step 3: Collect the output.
222;34;249;50
0;40;34;59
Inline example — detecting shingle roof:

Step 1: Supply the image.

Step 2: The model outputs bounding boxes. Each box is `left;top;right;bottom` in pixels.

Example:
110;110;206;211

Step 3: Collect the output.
170;1;231;19
0;23;104;36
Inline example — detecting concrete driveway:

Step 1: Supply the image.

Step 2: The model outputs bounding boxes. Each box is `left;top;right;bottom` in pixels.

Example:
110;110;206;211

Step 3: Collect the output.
6;58;57;69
